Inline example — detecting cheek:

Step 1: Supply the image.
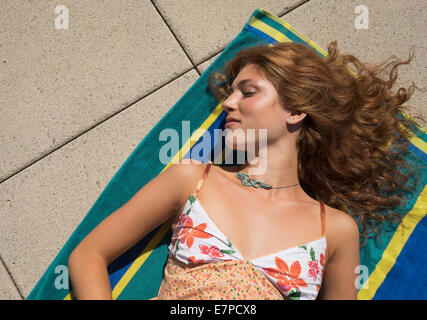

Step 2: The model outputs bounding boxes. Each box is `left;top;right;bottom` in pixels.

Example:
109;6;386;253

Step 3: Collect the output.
249;94;277;112
241;99;267;120
247;103;278;127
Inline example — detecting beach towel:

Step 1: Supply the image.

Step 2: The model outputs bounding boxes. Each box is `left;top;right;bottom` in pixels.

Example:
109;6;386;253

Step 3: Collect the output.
27;7;427;300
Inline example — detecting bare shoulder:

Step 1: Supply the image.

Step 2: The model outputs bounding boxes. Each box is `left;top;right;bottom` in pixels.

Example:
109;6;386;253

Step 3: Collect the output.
326;205;359;233
166;160;212;227
323;203;360;259
170;159;205;175
169;159;210;197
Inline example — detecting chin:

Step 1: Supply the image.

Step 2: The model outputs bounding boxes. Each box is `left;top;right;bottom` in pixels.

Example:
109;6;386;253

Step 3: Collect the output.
224;127;248;150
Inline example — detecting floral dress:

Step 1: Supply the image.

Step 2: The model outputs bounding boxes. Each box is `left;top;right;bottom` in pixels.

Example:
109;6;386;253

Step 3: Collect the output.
150;162;328;300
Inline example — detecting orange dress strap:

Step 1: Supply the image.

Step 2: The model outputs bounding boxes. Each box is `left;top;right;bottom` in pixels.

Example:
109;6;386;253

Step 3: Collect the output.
194;161;213;197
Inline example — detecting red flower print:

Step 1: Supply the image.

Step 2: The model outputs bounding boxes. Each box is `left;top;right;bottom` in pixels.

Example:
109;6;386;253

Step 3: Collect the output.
263;256;308;292
319;252;325;277
199;244;225;259
316;252;326;292
177;214;191;228
171;214;192;248
188;256;204;264
177;217;213;249
308;260;320;281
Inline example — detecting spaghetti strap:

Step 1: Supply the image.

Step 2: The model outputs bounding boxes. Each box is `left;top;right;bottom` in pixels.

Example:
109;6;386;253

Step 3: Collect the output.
319;201;326;237
320;200;328;266
194;161;213;197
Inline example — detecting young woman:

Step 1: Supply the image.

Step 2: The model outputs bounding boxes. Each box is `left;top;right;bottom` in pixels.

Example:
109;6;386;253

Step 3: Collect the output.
68;41;425;300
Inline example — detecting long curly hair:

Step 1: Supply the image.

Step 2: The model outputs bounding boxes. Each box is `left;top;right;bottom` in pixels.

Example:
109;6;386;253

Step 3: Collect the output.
208;41;426;247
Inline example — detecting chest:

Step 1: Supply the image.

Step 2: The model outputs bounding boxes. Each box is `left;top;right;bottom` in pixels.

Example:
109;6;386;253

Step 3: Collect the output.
172;193;324;262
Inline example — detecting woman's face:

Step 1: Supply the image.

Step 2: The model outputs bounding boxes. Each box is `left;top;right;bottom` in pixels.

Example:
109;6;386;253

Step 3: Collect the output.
221;64;290;151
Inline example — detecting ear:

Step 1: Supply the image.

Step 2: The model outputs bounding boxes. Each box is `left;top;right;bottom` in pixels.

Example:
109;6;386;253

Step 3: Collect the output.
286;110;307;125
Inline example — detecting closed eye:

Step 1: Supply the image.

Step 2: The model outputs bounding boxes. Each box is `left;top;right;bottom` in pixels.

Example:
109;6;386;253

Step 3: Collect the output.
225;84;255;97
243;92;255;97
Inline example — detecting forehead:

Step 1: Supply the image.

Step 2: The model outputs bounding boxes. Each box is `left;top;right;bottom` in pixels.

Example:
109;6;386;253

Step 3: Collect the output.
232;64;266;85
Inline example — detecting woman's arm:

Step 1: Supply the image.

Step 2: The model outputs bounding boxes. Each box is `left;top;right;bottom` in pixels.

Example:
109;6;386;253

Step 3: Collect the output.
68;160;204;299
317;211;360;300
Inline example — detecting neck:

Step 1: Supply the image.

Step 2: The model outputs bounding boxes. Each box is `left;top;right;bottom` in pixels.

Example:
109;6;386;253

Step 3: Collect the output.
237;154;300;188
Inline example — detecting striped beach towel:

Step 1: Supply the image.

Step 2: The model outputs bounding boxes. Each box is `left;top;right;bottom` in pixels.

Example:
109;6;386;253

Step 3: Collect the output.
27;7;427;300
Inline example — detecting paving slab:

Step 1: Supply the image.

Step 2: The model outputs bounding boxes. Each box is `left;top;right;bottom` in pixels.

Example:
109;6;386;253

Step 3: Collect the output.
281;0;426;125
152;0;305;65
0;258;22;300
0;70;199;298
197;52;221;75
0;0;192;181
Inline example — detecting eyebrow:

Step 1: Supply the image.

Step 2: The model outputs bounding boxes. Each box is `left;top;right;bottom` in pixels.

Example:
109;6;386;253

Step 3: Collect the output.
229;79;256;91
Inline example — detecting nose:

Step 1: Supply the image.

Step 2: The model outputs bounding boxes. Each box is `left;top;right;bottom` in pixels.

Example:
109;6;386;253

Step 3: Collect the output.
221;92;237;113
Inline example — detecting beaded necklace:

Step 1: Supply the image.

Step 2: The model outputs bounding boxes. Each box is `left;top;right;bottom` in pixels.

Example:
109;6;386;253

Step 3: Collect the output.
235;171;299;190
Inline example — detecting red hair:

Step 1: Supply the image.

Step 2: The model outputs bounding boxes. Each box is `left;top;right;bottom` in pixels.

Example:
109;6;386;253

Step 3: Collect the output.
208;41;426;247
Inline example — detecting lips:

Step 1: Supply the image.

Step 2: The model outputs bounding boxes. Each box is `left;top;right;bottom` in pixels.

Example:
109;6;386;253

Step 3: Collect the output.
226;116;240;123
225;120;239;128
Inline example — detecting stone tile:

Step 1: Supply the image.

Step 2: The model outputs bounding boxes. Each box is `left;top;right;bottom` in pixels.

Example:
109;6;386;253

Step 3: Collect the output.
153;0;303;65
0;259;22;300
0;70;199;298
197;52;222;75
0;0;192;181
281;0;426;125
